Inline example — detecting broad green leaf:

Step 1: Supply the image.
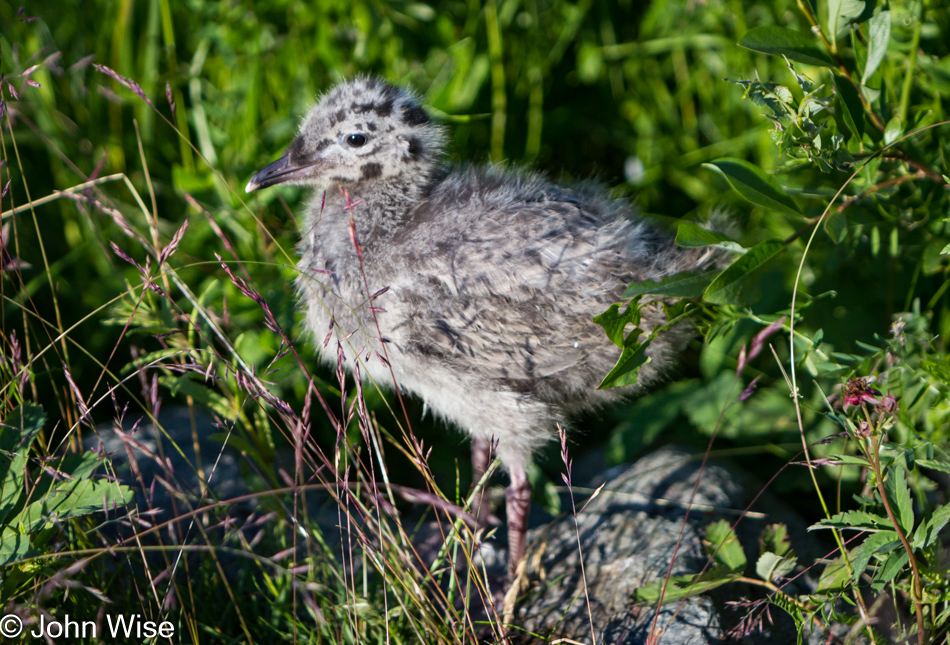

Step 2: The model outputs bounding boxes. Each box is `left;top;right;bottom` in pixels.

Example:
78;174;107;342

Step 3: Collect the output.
0;403;46;451
811;510;891;531
0;404;45;527
703;239;784;305
917;458;950;475
56;452;106;481
756;551;797;582
862;8;891;84
597;340;653;389
674;221;745;251
824;209;847;243
703;159;802;217
884;117;902;146
828;0;868;47
0;527;31;566
623;271;718;299
816;555;850;591
704;520;746;570
884;463;914;534
0;454;25;528
738;26;834;68
19;479;134;533
851;531;900;582
761;523;791;556
634;566;740;604
923;503;950;548
593;298;643;348
834;76;865;138
160;374;234;420
871;550;908;589
862;84;882;104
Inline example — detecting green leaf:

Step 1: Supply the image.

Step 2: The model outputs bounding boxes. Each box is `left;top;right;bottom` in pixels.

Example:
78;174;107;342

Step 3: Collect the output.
884;117;902;146
872;550;908;589
923;503;950;548
703;239;784;305
738;26;835;68
56;452;106;481
593;298;643;348
756;551;797;582
674;221;745;251
811;510;891;531
917;458;950;475
816;555;851;591
834;76;865;138
824;209;847;243
160;374;234;420
851;531;900;582
703;159;802;217
704;520;746;570
828;0;868;46
634;566;740;604
597;340;653;389
884;463;914;534
0;454;25;529
0;403;46;452
761;523;791;556
623;271;718;299
19;479;134;533
0;527;31;566
862;7;891;84
0;404;46;528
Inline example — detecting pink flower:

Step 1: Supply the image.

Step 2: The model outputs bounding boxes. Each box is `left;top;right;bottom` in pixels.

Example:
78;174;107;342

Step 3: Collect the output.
880;393;899;413
842;378;880;409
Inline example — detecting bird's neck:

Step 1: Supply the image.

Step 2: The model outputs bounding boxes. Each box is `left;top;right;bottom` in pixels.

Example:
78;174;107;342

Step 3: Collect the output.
322;170;438;241
302;169;440;278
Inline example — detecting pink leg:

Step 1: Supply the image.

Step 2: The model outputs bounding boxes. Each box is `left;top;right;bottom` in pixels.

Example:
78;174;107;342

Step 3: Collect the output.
471;436;491;525
505;462;531;581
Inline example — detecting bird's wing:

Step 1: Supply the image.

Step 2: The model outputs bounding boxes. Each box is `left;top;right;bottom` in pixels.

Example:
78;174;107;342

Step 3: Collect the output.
391;198;647;383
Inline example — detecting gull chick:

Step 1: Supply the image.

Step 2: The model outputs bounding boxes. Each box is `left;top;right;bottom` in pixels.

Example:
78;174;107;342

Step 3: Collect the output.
247;77;717;580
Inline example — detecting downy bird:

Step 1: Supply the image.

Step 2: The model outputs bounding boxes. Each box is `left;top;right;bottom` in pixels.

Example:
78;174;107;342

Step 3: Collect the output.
246;77;718;581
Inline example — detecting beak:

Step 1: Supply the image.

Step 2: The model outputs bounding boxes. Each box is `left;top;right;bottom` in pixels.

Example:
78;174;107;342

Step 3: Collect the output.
245;153;320;193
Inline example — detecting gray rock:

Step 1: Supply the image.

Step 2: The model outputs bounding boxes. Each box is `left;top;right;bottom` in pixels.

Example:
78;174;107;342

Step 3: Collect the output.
512;447;738;644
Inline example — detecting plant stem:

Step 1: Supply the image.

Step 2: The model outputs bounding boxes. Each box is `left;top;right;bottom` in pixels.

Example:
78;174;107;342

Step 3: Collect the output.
898;6;923;125
485;0;507;162
867;433;926;644
796;0;835;54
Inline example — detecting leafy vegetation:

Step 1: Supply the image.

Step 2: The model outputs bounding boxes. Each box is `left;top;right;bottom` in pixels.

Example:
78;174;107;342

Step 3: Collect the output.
0;0;948;642
604;1;950;642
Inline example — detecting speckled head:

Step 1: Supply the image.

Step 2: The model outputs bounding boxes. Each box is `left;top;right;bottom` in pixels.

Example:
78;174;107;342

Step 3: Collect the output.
246;77;444;193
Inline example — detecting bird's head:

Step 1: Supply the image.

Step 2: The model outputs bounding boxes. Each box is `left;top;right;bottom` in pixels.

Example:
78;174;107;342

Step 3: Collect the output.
245;77;444;194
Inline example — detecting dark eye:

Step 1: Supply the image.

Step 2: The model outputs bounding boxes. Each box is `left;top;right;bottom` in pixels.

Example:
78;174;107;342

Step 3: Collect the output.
345;133;368;147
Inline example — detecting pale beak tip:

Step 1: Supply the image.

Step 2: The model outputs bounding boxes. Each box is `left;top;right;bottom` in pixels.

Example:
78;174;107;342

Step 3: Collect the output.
244;179;259;194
